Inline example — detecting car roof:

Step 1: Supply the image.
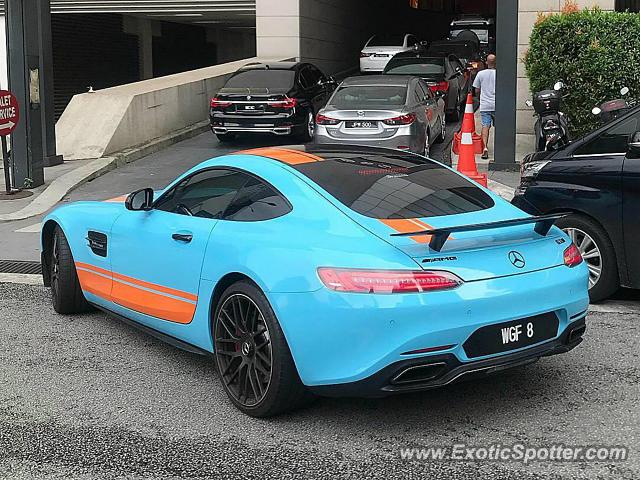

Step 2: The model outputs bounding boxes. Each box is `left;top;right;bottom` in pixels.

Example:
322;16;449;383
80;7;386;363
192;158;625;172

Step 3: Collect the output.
238;62;301;72
340;75;414;87
389;51;448;62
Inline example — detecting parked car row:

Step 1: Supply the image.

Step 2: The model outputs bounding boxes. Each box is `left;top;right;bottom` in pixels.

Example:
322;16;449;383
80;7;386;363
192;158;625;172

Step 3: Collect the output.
209;61;448;156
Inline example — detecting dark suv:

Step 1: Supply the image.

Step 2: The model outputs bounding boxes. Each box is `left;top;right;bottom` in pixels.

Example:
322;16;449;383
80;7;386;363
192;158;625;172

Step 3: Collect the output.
209;62;336;142
513;106;640;301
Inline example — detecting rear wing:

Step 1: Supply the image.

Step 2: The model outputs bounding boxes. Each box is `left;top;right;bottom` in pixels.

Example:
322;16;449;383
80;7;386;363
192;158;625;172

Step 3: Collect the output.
391;213;567;252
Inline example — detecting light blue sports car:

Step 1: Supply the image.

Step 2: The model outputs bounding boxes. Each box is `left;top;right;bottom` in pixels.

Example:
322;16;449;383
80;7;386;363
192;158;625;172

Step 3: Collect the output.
41;145;589;417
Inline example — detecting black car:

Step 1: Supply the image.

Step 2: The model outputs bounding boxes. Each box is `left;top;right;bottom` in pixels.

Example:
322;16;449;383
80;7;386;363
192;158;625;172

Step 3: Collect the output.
512;106;640;301
209;62;337;142
383;51;469;121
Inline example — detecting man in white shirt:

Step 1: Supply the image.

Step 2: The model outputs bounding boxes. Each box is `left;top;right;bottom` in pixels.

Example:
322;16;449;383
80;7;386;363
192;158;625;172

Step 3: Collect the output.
472;54;496;160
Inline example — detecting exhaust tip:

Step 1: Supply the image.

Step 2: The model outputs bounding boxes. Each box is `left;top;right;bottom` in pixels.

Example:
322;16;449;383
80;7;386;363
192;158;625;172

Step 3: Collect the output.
391;362;448;385
567;324;586;344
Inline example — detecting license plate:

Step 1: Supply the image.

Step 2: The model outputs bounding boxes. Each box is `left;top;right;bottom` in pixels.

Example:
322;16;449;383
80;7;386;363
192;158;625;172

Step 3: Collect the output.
345;120;378;129
237;104;264;112
374;54;390;58
463;312;559;358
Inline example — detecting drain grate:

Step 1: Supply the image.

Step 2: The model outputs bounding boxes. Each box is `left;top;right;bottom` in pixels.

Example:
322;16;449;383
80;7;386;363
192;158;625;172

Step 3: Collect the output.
0;260;42;275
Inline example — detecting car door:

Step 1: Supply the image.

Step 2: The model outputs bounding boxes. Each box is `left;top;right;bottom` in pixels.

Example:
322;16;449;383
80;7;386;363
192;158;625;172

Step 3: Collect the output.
622;132;640;287
108;168;250;326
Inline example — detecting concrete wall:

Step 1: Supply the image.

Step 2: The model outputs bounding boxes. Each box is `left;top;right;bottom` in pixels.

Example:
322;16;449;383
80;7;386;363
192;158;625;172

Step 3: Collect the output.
516;0;616;159
256;0;301;60
56;57;283;160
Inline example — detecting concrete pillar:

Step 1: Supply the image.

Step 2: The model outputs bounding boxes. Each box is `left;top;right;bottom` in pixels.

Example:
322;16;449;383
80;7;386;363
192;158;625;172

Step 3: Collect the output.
138;17;154;80
0;16;7;89
256;0;300;60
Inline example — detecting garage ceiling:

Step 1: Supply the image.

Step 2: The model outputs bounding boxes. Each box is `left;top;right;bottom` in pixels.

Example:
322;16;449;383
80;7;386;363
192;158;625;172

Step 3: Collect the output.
0;1;256;27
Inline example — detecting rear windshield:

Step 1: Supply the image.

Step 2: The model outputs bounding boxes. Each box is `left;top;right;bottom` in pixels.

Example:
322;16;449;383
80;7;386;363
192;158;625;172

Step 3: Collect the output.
225;70;295;89
293;153;494;219
368;34;405;47
330;85;407;108
385;58;445;78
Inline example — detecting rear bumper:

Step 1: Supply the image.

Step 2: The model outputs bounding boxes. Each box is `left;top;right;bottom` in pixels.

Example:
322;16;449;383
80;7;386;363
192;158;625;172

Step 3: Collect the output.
315;125;420;152
268;264;589;388
309;317;586;398
209;110;305;136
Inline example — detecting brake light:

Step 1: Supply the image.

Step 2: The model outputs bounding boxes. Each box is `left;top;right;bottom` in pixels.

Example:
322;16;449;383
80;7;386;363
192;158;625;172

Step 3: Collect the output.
268;97;297;109
317;268;463;294
210;97;232;108
316;113;341;125
429;81;450;93
563;244;583;268
382;113;416;126
360;52;373;58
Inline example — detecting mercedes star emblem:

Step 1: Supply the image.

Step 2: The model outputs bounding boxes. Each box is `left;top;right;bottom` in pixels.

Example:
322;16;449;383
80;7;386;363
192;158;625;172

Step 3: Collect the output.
508;251;526;269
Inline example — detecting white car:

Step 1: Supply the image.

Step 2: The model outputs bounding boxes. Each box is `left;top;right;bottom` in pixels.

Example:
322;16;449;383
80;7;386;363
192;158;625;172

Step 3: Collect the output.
360;34;418;73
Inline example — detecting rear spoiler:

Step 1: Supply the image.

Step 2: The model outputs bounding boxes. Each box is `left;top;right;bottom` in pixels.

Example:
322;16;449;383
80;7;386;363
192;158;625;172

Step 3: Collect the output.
391;213;567;252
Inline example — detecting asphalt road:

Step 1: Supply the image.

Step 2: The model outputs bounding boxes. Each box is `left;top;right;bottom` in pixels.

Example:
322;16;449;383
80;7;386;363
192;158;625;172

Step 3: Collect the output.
0;282;638;479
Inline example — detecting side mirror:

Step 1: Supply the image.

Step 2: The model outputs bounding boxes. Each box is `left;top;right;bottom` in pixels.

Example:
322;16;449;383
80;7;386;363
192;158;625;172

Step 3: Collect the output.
628;131;640;156
592;107;602;116
125;188;154;211
554;81;564;91
621;86;630;96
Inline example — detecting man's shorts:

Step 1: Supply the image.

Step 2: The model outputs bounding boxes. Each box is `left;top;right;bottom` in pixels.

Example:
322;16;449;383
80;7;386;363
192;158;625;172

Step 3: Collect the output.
481;111;495;127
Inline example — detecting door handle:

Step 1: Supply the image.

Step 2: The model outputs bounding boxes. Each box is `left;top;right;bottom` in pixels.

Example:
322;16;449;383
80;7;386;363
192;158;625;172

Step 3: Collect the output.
172;233;193;243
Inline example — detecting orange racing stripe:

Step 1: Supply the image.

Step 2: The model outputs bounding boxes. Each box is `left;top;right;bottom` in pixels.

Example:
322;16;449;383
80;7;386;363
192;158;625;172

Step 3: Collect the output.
75;262;198;324
236;147;323;165
379;218;434;244
104;195;127;203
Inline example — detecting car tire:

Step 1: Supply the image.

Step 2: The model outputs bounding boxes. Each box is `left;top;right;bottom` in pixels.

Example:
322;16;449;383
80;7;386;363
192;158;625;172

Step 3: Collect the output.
216;133;236;143
50;225;91;314
213;280;312;417
447;102;460;122
297;109;315;143
555;214;619;302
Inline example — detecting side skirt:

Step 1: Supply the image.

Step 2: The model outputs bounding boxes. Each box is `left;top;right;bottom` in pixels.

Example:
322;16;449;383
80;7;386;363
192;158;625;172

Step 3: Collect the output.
90;302;213;357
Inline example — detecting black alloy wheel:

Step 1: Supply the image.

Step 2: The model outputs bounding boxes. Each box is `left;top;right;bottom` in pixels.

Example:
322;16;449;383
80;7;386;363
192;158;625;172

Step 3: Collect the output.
213;281;311;417
215;293;273;408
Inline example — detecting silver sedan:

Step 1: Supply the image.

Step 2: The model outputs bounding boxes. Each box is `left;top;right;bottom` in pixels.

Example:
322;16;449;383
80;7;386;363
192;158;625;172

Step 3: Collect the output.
314;75;446;157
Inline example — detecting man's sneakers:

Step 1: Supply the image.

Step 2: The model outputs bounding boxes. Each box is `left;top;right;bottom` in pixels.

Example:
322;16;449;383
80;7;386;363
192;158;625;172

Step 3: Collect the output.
481;149;489;160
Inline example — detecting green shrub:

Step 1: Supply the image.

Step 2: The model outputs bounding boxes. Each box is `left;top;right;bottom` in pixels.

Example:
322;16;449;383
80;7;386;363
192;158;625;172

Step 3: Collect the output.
525;8;640;137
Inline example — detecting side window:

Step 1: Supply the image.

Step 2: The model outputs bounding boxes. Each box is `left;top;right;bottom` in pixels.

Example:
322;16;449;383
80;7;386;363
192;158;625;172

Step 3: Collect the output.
223;176;291;222
299;68;312;89
413;85;423;104
155;169;249;219
300;67;321;89
574;114;640;156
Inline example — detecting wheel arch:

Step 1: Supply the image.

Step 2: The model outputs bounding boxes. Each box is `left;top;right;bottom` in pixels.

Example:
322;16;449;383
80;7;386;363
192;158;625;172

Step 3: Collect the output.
208;272;259;340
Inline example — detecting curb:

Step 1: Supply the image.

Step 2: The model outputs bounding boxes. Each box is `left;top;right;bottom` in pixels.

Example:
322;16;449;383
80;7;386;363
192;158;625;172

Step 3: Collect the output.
0;121;209;223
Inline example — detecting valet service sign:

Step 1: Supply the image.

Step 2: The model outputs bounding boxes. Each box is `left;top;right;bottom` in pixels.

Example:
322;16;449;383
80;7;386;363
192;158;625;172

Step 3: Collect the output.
0;90;19;137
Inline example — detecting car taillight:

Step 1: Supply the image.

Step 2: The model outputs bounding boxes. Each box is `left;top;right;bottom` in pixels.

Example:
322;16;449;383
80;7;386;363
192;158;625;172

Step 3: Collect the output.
564;244;583;268
210;97;232;108
268;97;297;109
316;113;341;125
360;52;373;58
382;113;416;126
317;268;463;294
429;81;450;93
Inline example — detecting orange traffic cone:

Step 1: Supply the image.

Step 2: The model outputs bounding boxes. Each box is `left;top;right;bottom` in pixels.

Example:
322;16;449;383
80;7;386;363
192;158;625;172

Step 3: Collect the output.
453;93;484;155
456;94;488;188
